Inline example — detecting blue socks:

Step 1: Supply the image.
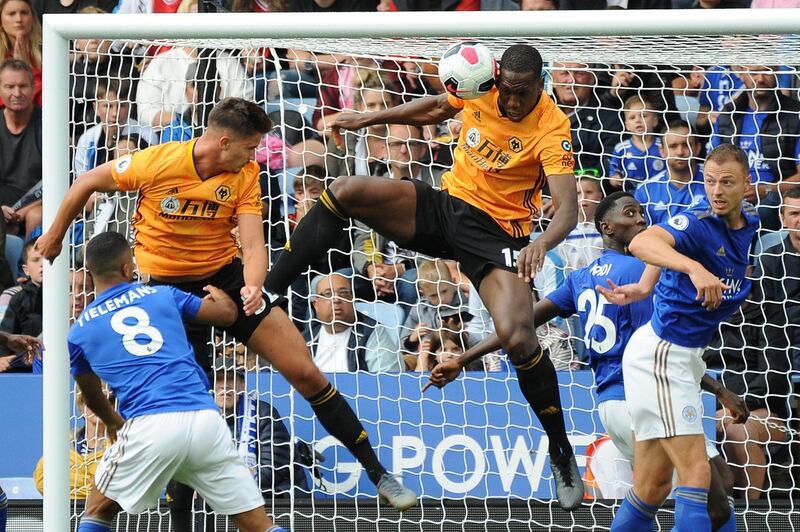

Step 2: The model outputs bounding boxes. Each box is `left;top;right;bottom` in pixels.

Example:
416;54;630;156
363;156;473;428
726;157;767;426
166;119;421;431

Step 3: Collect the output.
77;516;111;532
0;486;8;532
716;498;736;532
611;489;658;532
673;486;711;532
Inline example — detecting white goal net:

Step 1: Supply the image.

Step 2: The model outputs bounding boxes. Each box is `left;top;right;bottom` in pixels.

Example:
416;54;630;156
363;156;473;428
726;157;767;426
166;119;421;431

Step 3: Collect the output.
33;10;800;532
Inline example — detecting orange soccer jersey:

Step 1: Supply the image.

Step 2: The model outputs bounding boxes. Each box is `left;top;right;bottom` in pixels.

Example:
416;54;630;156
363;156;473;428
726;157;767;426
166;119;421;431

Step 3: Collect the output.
110;140;263;278
445;88;574;238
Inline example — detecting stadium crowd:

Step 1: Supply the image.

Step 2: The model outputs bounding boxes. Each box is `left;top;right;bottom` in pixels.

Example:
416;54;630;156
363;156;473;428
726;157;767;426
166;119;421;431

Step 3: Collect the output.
0;0;797;512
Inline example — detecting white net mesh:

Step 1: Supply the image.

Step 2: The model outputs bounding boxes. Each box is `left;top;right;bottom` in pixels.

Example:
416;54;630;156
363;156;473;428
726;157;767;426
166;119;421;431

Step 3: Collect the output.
57;34;800;531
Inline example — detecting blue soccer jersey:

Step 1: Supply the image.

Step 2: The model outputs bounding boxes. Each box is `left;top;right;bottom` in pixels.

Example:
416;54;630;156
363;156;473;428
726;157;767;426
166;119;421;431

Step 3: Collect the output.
608;138;665;192
547;250;654;404
68;282;217;419
699;66;744;113
709;112;800;184
652;202;760;348
634;167;706;225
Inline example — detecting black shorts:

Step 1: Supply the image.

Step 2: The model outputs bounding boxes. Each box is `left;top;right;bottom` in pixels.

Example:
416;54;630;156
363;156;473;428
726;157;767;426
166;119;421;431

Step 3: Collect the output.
404;180;530;290
149;258;274;369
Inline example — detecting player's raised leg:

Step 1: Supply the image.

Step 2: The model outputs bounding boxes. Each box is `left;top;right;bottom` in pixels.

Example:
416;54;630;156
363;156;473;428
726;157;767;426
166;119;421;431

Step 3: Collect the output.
246;305;417;511
479;267;583;511
265;175;418;296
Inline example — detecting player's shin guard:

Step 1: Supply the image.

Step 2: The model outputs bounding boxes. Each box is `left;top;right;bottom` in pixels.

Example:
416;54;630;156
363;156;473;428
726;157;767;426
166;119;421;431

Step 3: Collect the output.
674;486;711;532
0;486;7;532
514;349;570;457
611;489;658;532
77;517;112;532
307;383;387;485
264;189;350;295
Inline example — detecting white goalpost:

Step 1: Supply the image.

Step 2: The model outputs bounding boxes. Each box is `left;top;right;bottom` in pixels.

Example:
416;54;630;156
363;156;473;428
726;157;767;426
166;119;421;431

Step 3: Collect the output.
41;9;800;531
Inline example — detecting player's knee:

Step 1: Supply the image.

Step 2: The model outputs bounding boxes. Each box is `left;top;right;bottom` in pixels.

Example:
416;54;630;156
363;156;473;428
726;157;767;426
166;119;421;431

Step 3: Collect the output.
498;324;536;362
286;362;327;397
329;175;368;210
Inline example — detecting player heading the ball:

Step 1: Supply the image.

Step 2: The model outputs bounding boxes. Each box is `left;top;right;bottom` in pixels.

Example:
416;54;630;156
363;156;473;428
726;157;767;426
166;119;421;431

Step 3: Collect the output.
264;44;584;511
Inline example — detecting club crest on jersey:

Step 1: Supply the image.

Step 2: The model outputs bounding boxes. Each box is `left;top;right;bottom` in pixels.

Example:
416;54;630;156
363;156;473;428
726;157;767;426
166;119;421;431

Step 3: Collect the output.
508;137;523;153
682;405;698;423
561;140;571;152
668;214;689;231
115;155;132;174
466;128;481;148
717;246;727;256
160;196;180;214
215;185;232;202
653;159;665;171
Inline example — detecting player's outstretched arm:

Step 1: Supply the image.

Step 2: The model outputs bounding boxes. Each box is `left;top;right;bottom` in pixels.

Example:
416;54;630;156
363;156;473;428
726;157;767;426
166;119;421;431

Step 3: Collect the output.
237;213;269;316
517;173;578;281
701;374;750;424
596;264;661;305
193;285;238;328
332;93;459;147
36;163;120;262
628;226;729;309
424;297;563;391
73;372;125;441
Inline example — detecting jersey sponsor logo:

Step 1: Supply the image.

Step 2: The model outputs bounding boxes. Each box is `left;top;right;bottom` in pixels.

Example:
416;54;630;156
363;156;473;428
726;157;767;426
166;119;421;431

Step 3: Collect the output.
466;128;481;147
653;201;668;211
626;162;637;171
115;155;132;174
159;199;221;220
681;405;698;423
215;185;232;202
160;196;180;214
508;136;523;153
561;140;571;152
461;136;512;172
667;214;689;231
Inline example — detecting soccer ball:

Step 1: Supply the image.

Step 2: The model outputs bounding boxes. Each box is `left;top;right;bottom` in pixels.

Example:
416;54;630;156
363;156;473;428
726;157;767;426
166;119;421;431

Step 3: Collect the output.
438;42;497;100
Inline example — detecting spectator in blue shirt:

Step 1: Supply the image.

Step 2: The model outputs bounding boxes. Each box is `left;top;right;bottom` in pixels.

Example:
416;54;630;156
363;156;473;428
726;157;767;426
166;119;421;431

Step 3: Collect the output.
608;95;665;192
635;120;706;225
711;64;800;230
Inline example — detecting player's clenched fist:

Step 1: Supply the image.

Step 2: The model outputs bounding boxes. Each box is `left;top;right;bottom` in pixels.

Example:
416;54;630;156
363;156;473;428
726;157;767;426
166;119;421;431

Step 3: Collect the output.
687;264;729;309
331;112;369;148
421;358;464;393
240;285;265;317
35;230;63;263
